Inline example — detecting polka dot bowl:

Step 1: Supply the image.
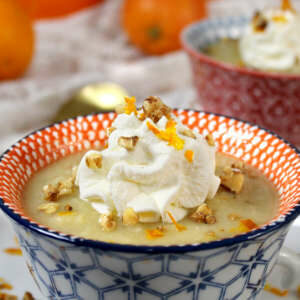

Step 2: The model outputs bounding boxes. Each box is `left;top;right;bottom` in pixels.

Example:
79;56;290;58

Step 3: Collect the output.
181;16;300;147
0;110;299;300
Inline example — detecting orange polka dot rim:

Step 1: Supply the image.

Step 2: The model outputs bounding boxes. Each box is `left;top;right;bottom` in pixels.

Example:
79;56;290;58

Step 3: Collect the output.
0;109;299;253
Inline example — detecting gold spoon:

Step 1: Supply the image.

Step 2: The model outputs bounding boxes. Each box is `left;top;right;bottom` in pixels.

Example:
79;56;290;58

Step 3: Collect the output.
53;82;129;122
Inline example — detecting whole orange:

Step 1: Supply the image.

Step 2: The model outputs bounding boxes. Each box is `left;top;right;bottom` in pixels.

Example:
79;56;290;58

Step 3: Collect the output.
0;0;34;80
122;0;207;55
17;0;102;19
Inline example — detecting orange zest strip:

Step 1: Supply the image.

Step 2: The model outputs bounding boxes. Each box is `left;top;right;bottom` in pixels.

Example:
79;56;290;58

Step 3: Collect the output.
264;282;289;297
281;0;295;12
124;96;137;115
184;150;194;163
4;248;22;256
167;211;187;232
145;228;164;240
146;120;185;150
240;219;258;230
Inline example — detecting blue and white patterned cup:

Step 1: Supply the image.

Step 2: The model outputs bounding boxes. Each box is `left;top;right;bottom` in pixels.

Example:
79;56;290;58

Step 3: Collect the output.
0;110;299;300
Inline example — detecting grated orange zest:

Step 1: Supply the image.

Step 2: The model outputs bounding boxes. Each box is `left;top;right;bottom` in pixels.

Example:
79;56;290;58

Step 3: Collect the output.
145;228;164;240
0;283;12;291
138;112;145;121
4;248;22;256
240;219;257;230
167;211;187;232
184;150;194;163
124;96;137;115
147;120;185;150
272;15;288;23
264;282;289;297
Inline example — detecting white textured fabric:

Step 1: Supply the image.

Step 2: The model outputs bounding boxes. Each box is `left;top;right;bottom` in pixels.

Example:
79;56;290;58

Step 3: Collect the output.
0;0;299;153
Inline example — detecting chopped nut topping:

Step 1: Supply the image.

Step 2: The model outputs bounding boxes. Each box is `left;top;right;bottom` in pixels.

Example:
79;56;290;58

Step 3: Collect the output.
0;293;17;300
123;208;139;225
85;153;102;169
189;203;216;224
205;134;215;146
107;127;116;136
43;184;59;202
64;204;73;212
118;136;139;151
252;11;268;32
23;292;35;300
99;214;116;232
43;176;75;202
38;202;59;214
179;128;196;139
220;165;244;194
142;96;172;123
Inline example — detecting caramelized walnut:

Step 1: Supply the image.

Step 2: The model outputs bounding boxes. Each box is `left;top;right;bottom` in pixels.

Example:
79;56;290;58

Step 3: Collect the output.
220;165;244;194
142;96;172;123
190;203;216;224
122;207;139;225
23;292;35;300
85;153;102;169
205;134;215;146
252;11;268;32
99;214;116;232
118;136;139;151
179;128;196;139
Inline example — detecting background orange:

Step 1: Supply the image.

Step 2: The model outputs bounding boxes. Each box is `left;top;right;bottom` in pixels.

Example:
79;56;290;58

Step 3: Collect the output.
17;0;102;19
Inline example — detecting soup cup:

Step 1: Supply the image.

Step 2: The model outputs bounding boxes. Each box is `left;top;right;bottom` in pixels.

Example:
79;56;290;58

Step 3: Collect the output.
181;16;300;147
0;110;299;300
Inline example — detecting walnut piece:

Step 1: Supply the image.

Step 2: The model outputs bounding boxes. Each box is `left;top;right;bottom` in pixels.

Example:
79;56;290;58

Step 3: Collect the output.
43;175;75;202
189;203;216;224
142;96;172;123
38;202;59;214
220;165;244;194
0;293;17;300
99;214;116;232
205;134;215;146
252;11;268;32
64;204;73;212
123;207;139;225
179;128;196;139
118;136;139;151
23;292;35;300
85;153;102;169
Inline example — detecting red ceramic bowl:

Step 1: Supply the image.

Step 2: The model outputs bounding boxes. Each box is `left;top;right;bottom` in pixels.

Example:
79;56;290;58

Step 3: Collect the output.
181;16;300;147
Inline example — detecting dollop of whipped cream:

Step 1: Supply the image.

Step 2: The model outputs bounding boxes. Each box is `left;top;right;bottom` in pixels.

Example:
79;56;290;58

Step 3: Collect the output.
239;7;300;71
75;97;220;223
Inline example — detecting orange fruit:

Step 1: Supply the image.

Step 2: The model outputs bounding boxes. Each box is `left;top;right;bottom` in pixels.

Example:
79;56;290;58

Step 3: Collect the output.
0;0;34;80
17;0;102;19
122;0;207;55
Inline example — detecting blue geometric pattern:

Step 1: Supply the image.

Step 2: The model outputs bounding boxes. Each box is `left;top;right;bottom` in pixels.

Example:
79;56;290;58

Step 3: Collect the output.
13;222;290;300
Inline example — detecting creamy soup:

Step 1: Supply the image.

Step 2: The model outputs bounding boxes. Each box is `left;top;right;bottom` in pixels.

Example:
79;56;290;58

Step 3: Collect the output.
23;152;279;246
202;39;300;74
